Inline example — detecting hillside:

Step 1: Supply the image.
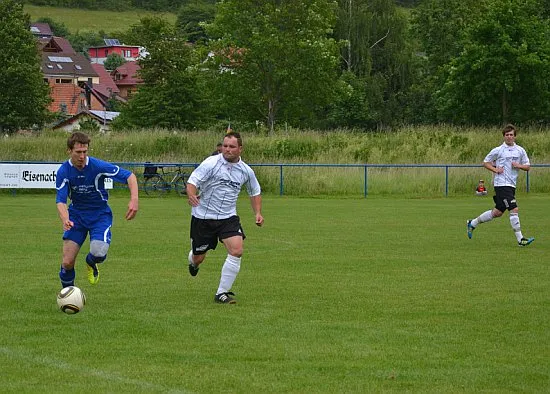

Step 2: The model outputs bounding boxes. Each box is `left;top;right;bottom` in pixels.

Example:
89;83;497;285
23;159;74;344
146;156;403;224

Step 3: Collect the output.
24;4;177;33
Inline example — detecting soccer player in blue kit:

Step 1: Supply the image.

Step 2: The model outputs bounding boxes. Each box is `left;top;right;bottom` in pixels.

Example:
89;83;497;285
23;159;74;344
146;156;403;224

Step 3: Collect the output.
56;132;139;288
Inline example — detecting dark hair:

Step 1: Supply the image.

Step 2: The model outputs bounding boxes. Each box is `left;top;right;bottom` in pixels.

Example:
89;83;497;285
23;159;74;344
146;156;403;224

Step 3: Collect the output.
67;132;90;149
502;124;516;136
224;131;242;146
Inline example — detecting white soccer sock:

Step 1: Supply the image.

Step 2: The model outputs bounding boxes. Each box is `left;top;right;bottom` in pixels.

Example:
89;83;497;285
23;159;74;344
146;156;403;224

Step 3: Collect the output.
188;250;194;265
509;213;523;242
472;210;493;227
216;255;241;295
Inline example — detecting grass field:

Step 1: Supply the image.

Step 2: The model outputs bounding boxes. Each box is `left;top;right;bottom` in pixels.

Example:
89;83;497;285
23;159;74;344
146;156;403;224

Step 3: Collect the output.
0;194;548;392
24;4;177;33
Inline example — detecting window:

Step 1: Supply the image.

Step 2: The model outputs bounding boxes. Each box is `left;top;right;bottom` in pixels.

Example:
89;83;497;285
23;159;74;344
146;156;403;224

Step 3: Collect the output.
125;50;131;58
55;79;73;84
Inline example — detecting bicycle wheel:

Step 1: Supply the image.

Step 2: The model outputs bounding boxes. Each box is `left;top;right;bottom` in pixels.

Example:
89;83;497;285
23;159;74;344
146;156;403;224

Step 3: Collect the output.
144;175;169;197
174;174;188;196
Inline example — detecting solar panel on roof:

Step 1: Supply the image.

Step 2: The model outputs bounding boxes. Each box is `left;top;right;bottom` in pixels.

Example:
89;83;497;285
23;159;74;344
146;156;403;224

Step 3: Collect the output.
48;56;73;63
104;38;121;46
30;26;40;33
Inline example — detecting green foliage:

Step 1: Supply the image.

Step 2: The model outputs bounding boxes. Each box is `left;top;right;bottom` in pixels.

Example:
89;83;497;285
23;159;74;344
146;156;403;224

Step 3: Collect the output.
103;52;126;71
0;0;52;133
113;17;208;130
175;0;215;44
206;0;341;132
436;0;550;125
79;117;100;132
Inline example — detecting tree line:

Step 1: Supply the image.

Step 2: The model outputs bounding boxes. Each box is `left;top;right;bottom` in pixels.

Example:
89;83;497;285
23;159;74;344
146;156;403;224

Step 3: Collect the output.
3;0;550;133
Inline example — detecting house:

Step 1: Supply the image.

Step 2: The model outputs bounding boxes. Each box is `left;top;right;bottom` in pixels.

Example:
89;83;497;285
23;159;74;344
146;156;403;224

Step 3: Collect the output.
88;39;142;65
30;23;53;39
52;110;120;133
37;35;99;115
111;61;143;99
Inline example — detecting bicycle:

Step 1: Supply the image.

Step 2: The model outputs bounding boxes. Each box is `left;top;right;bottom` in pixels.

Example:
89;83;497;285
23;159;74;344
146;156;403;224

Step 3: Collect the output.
143;165;189;197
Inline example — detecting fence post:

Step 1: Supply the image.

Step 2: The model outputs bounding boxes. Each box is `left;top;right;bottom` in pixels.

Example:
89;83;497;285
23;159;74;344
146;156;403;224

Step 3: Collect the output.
279;165;284;196
364;165;368;197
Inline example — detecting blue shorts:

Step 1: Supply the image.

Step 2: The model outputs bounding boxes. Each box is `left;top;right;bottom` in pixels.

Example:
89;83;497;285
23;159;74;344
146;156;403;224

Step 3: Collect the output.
63;209;113;246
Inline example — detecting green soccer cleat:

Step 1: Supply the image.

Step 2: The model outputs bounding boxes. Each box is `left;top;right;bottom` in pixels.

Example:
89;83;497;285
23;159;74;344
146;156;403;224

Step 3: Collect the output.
518;237;535;247
87;263;100;285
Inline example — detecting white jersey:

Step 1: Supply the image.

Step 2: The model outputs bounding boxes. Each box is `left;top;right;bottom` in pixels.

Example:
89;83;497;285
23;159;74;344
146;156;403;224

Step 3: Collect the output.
187;154;261;220
484;142;530;188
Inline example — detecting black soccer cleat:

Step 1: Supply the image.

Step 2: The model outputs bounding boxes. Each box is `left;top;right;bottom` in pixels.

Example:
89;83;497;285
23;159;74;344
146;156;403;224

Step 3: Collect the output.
188;262;199;277
214;292;237;304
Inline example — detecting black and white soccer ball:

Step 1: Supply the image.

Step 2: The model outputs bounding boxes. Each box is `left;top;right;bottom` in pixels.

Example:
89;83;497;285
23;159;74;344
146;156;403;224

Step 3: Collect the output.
57;286;86;314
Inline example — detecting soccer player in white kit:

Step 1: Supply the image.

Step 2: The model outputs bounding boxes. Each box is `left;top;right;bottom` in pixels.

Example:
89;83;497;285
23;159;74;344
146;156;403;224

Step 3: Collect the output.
186;131;264;304
467;124;534;246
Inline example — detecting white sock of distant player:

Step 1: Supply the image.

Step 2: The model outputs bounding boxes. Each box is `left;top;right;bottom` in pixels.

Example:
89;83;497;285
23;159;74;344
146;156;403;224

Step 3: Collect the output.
471;210;493;227
509;212;524;242
217;255;241;295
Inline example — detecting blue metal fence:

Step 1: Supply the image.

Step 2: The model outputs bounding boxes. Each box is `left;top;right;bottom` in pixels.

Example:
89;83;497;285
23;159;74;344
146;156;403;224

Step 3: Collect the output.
3;161;549;197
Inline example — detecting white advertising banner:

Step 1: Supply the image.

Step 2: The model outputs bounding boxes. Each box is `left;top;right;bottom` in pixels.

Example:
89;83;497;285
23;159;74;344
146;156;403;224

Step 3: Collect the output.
0;163;112;189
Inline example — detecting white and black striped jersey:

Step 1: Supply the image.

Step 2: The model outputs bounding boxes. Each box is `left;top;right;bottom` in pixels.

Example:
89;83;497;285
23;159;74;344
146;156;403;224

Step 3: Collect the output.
484;142;530;188
187;154;261;220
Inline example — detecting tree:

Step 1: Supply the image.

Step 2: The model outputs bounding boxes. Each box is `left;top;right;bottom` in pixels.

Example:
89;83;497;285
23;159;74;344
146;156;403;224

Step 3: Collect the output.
113;17;208;130
176;0;216;44
436;0;550;124
103;53;126;71
206;0;340;133
0;0;51;133
332;0;416;128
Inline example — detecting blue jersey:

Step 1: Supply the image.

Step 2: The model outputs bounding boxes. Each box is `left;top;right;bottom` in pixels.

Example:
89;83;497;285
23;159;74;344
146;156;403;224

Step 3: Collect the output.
56;157;132;212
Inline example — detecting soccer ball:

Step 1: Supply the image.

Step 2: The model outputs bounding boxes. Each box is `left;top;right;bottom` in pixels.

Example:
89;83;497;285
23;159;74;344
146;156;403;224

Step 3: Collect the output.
57;286;86;314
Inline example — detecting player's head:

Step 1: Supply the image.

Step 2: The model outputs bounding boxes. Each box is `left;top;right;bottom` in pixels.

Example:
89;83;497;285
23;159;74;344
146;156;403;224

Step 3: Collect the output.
502;124;516;137
222;131;243;163
67;132;90;169
67;132;91;150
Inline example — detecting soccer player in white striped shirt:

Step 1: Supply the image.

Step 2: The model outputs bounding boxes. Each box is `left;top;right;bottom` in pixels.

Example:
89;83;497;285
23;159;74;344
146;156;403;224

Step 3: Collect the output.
186;131;264;304
467;124;534;246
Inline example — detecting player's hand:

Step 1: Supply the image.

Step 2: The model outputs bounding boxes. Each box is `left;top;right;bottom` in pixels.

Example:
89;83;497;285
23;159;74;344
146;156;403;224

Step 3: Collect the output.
126;199;139;220
255;213;264;227
188;194;200;207
63;219;74;231
495;166;504;174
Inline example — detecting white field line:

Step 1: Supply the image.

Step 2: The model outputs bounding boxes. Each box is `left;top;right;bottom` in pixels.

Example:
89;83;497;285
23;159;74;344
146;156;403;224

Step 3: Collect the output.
0;346;192;394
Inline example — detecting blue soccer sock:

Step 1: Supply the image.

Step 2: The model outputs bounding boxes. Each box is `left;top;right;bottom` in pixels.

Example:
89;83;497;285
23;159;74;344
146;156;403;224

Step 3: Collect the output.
86;252;106;267
59;266;75;288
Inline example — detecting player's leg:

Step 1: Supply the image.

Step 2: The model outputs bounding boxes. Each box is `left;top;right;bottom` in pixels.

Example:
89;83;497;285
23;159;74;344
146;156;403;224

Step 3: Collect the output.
508;206;535;247
467;188;506;238
188;216;217;276
86;213;112;284
60;240;80;288
215;217;246;304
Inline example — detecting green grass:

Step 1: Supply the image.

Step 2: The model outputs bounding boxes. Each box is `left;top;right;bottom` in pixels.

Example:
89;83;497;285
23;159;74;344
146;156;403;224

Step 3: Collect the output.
0;194;548;392
24;4;177;33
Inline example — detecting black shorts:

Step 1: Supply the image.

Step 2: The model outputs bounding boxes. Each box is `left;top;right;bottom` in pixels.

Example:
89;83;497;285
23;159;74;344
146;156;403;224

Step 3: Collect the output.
190;215;245;255
493;186;517;212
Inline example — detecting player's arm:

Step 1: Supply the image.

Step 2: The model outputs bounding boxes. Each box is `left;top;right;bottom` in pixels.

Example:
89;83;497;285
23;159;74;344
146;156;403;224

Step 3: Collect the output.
125;173;139;220
250;194;263;227
186;182;200;207
56;202;73;231
483;161;503;174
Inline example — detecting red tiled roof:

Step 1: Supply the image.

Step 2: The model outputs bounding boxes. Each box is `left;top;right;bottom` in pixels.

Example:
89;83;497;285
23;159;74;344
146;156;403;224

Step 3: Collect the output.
48;82;86;115
91;63;120;98
113;61;143;85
